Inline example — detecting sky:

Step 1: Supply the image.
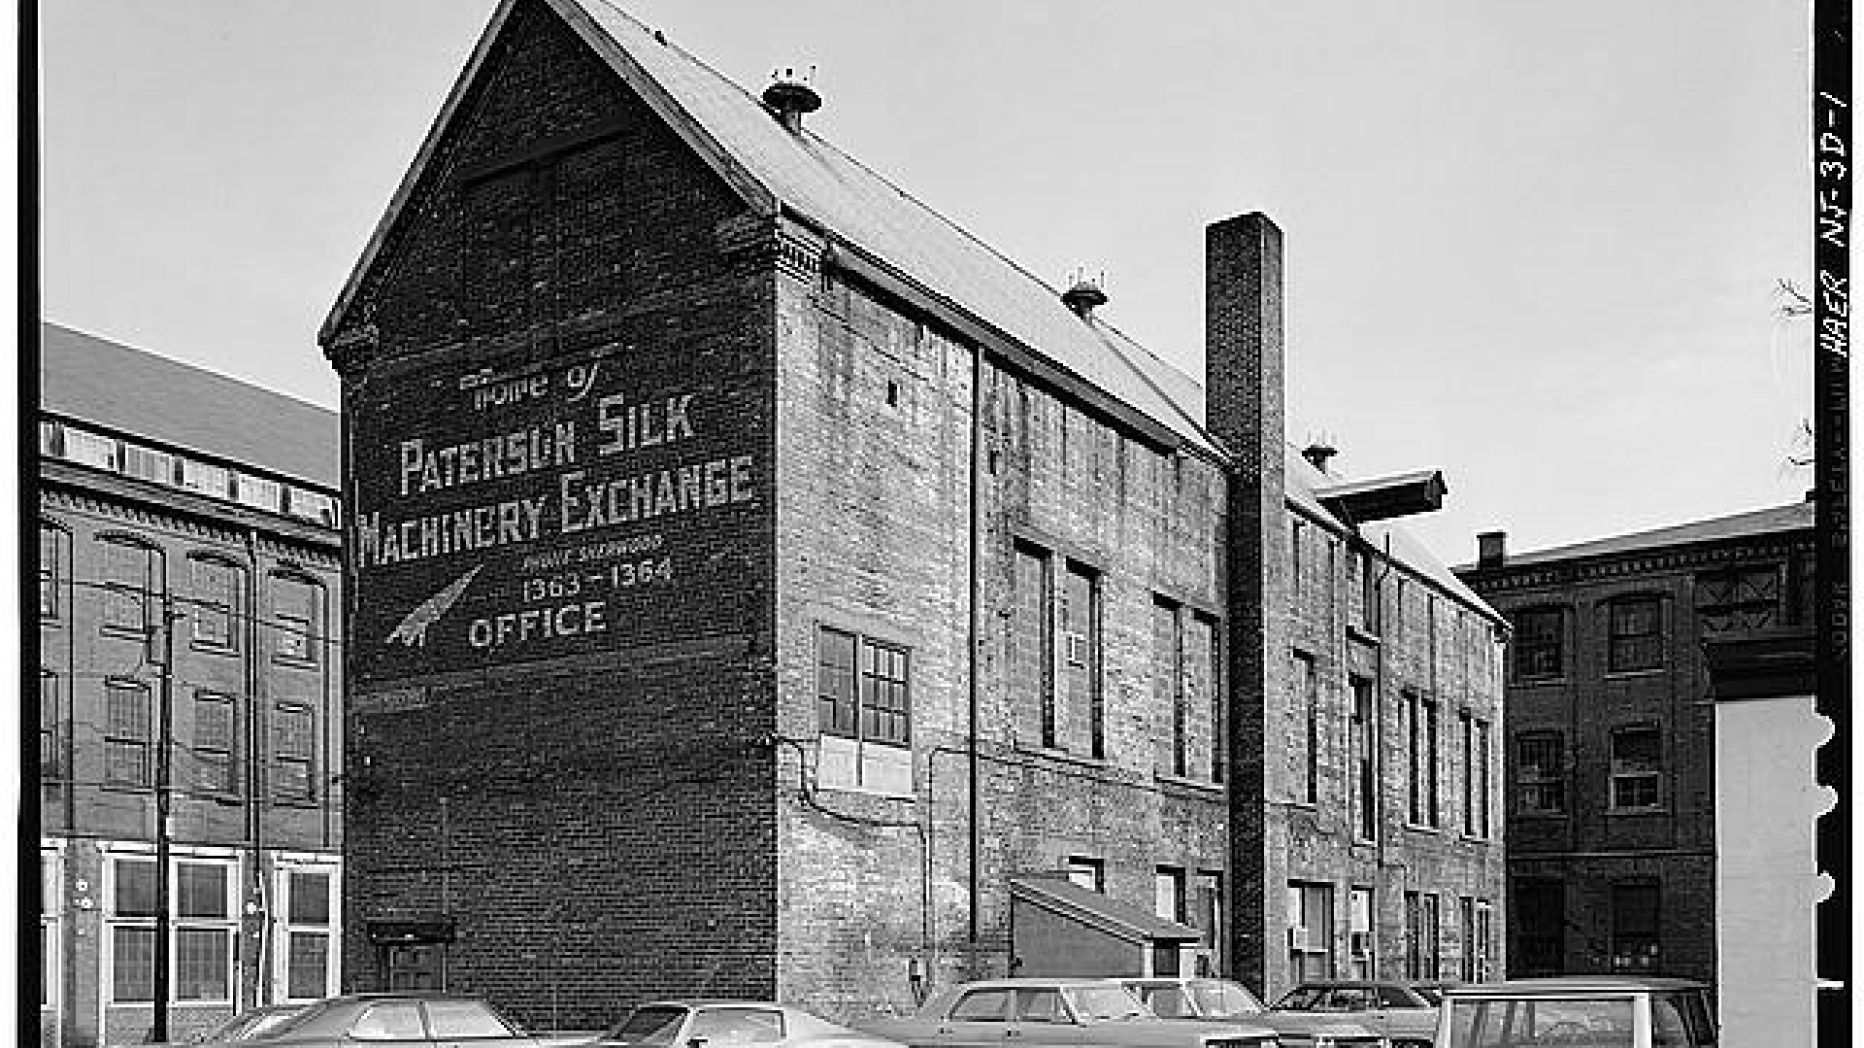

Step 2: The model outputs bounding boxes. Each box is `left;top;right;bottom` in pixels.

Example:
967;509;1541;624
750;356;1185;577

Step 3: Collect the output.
38;0;1817;563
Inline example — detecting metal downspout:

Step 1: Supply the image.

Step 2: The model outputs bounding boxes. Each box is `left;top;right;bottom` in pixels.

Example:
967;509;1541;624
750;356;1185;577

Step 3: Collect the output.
968;345;984;956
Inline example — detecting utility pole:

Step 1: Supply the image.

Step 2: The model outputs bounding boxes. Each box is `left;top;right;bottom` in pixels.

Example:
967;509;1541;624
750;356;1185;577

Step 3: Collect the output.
152;591;178;1042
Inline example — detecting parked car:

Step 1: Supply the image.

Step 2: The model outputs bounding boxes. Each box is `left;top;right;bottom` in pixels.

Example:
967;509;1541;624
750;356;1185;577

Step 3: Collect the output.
588;1000;905;1048
1403;985;1458;1009
865;977;1282;1048
135;1003;310;1047
1119;977;1382;1048
193;993;570;1048
1434;977;1717;1048
1269;981;1437;1048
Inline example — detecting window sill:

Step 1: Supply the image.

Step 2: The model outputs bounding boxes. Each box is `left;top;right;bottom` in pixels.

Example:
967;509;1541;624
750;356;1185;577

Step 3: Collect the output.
1460;832;1493;844
1155;773;1225;796
272;656;321;670
1512;676;1568;688
1016;744;1109;771
1347;624;1381;645
1603;668;1667;681
814;781;916;803
189;640;240;657
1606;806;1668;817
1403;822;1444;836
1287;799;1320;811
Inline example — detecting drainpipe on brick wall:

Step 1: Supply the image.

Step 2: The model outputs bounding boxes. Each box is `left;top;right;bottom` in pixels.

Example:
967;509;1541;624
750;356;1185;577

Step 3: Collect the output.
244;527;269;1007
966;346;984;954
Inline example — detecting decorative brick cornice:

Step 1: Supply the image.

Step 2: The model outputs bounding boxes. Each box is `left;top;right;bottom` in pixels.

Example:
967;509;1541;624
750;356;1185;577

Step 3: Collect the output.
1463;535;1813;594
775;219;827;282
324;323;381;378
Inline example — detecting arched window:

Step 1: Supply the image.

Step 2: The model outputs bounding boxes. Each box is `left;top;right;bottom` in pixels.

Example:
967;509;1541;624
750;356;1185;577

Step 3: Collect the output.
97;535;162;636
187;554;244;652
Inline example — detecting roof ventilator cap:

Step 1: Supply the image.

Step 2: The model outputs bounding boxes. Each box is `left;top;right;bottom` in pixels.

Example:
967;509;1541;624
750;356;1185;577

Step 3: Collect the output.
1062;270;1108;318
763;66;821;133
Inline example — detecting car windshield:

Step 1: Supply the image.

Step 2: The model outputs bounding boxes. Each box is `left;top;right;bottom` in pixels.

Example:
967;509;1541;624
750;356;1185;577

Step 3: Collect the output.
1446;997;1636;1048
1271;986;1328;1011
1064;986;1150;1021
1412;987;1445;1007
202;1006;306;1042
1191;982;1264;1018
608;1006;691;1045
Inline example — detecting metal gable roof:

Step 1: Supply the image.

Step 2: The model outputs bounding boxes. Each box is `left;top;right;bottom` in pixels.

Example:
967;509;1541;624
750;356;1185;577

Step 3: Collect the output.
567;0;1218;454
39;323;339;488
1471;500;1815;570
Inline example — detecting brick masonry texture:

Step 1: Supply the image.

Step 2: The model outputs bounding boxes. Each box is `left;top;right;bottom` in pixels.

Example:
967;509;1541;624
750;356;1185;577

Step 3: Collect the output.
1460;525;1815;984
39;469;342;1048
326;0;1506;1026
332;0;777;1030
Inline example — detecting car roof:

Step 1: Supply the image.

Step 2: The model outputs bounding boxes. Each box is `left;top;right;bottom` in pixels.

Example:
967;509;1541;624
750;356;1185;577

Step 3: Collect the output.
1447;977;1709;997
950;978;1140;990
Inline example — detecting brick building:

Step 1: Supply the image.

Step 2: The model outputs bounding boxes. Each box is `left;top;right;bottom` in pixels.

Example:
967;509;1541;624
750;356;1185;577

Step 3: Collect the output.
1455;500;1816;985
320;0;1505;1025
37;323;345;1048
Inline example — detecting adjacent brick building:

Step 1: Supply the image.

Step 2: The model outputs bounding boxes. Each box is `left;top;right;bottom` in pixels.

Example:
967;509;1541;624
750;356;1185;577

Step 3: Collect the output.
1455;500;1816;985
37;323;345;1048
320;0;1505;1025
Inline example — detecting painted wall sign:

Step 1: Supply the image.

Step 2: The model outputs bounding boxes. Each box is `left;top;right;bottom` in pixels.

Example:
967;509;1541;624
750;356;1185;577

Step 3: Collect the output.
350;345;762;680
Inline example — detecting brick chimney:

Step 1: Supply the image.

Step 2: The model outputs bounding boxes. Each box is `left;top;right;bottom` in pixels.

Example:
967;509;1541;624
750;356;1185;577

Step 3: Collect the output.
1477;530;1507;568
1205;211;1285;989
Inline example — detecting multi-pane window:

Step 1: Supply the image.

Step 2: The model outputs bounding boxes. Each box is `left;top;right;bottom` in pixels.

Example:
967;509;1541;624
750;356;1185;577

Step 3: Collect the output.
1610;724;1662;809
41;671;63;781
122;443;175;486
1609;882;1662;972
1608;596;1664;672
283;868;336;1000
1404;891;1440;979
274;703;316;800
175;861;233;1001
193;691;237;795
816;627;911;746
42;852;59;1011
105;680;152;787
1195;615;1223;783
1351;677;1375;840
1158;603;1222;783
190;557;241;650
817;628;858;737
179;458;231;498
1290;521;1303;600
1697;566;1781;634
1516;732;1566;814
273;576;320;663
1512;607;1564;681
1295;651;1319;803
1288;881;1334;982
110;858;157;1002
62;426;120;471
287;488;339;527
39;523;64;619
101;538;160;634
860;641;910;745
1066;856;1104;893
235;473;283;512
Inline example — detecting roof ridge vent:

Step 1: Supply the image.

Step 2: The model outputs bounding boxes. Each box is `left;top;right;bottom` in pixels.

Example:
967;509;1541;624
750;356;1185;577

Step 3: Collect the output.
763;66;821;133
1061;268;1108;318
